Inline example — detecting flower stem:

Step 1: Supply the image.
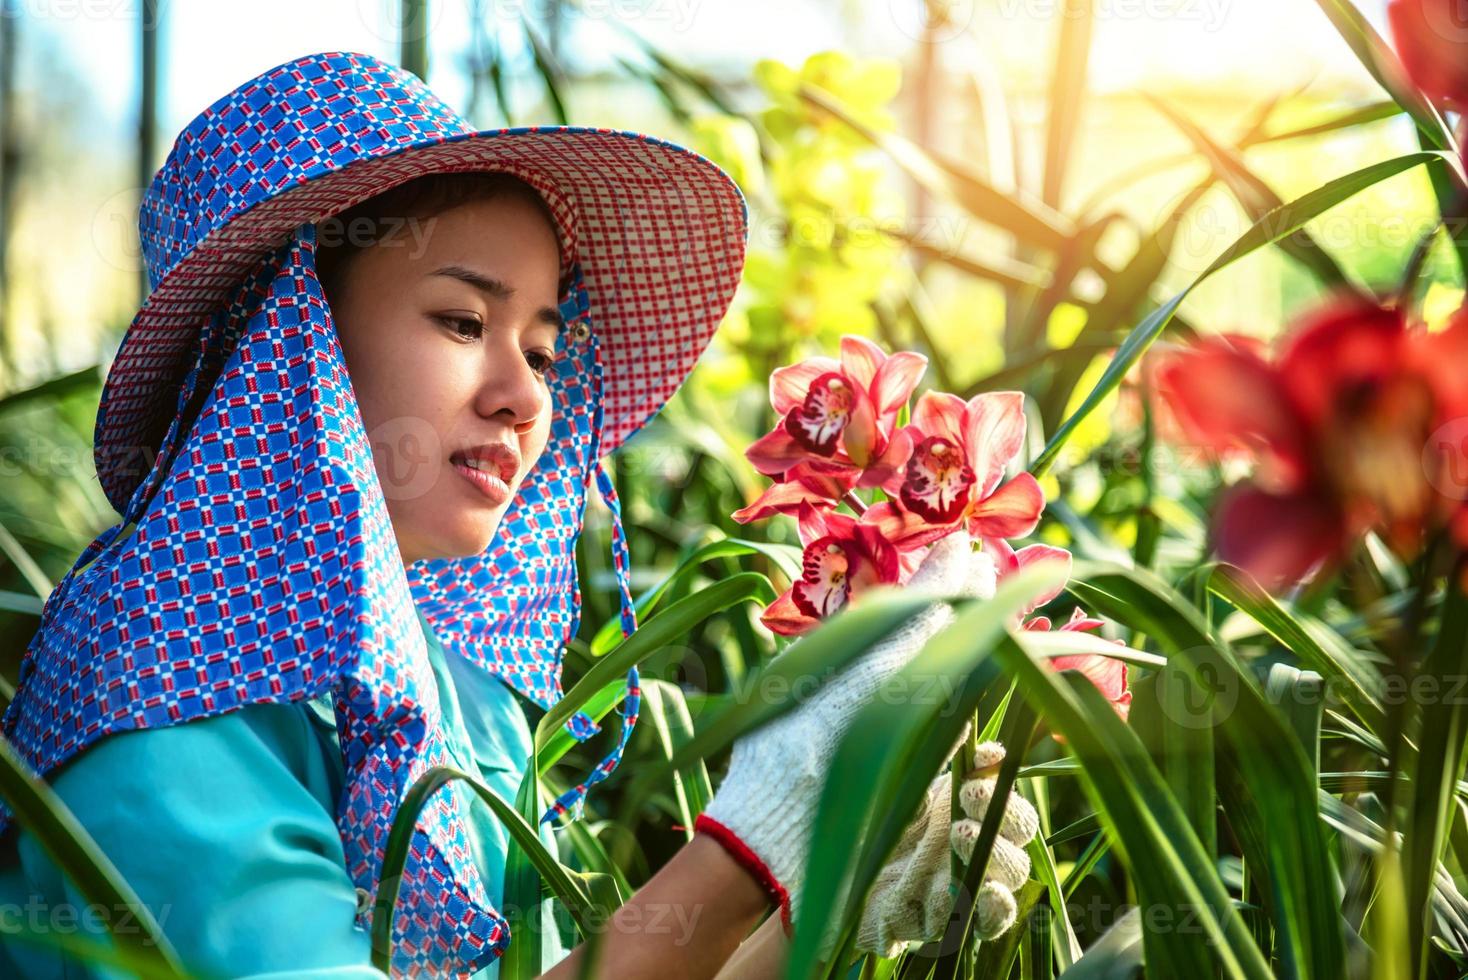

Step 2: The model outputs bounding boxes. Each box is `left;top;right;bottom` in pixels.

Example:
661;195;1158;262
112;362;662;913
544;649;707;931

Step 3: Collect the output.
842;490;868;516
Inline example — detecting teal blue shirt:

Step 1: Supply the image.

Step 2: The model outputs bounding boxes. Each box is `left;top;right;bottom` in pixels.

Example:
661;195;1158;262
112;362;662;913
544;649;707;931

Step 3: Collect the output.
0;609;568;978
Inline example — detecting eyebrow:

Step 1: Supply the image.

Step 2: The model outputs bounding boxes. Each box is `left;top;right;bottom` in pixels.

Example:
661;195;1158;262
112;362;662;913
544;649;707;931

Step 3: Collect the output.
430;265;567;333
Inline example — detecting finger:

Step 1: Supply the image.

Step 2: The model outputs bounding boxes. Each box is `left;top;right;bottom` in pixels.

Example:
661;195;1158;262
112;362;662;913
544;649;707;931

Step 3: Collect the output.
949;822;1031;891
957;779;1040;846
974;881;1018;940
967;740;1006;774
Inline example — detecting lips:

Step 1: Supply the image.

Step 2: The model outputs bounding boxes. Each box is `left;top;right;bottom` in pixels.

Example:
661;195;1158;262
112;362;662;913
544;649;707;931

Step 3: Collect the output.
450;442;520;505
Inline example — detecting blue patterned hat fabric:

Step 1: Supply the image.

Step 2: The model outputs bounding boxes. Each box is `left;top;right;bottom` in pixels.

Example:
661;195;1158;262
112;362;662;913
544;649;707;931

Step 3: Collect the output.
2;50;747;977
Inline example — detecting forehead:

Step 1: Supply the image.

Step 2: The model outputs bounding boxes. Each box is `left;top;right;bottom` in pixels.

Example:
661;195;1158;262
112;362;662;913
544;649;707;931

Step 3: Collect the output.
399;196;563;288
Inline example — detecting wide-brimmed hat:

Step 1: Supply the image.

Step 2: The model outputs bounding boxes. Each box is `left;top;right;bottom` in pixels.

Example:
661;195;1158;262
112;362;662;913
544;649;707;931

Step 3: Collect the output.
97;49;748;513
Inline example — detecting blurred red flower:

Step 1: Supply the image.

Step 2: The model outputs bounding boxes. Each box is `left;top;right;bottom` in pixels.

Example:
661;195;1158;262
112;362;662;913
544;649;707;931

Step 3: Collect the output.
1388;0;1468;106
1157;297;1467;588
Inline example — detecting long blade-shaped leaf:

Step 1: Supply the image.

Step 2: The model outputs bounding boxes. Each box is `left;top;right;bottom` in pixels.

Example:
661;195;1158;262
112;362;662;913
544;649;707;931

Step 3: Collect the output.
1070;562;1347;978
1209;564;1386;735
372;766;606;972
1405;572;1468;974
995;639;1269;978
1309;0;1456;153
1147;95;1360;292
1033;150;1452;475
536;572;776;749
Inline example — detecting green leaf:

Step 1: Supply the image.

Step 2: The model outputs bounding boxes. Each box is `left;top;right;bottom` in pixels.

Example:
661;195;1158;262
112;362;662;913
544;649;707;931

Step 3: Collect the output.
1146;94;1361;292
1308;0;1457;152
1069;562;1346;978
639;679;713;840
1032;150;1452;476
536;572;776;753
588;538;792;656
371;766;608;973
519;14;568;125
1058;907;1143;979
1404;573;1468;975
994;637;1268;979
1209;564;1386;735
1040;0;1093;210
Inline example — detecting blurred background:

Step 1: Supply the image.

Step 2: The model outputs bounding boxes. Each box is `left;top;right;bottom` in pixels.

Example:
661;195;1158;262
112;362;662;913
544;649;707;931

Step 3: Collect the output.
7;4;1468;970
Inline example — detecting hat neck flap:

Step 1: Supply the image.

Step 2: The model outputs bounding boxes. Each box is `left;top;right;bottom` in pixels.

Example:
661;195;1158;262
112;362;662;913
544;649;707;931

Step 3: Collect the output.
2;221;643;975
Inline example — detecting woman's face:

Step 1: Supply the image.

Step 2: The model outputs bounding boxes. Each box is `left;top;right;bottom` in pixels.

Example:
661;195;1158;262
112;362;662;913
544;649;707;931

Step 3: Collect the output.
327;193;561;566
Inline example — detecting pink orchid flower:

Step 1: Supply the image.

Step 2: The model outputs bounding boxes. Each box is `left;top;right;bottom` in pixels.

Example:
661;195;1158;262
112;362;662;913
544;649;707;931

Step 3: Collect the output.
743;336;927;503
1025;608;1133;722
759;503;912;636
864;391;1045;549
987;539;1131;721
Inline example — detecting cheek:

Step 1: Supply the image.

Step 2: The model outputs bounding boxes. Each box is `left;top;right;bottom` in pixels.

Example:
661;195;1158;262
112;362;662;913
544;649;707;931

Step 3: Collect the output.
522;408;554;473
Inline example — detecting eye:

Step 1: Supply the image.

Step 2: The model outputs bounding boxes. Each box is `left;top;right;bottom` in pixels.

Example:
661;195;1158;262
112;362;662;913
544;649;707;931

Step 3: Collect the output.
525;348;557;378
435;315;483;342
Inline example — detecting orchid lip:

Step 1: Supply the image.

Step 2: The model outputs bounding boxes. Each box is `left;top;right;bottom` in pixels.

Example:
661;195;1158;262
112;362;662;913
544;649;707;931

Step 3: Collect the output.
450;442;520;484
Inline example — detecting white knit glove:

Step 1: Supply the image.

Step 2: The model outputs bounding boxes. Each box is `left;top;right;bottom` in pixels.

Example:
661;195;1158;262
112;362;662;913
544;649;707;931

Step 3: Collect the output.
856;741;1039;957
695;532;997;929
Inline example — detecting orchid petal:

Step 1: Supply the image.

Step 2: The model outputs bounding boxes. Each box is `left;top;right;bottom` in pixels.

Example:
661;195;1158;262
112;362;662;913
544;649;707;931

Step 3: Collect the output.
1051;654;1131;720
901;435;976;525
1004;543;1072;614
792;536;854;620
856;426;915;490
1213;484;1344;588
963;392;1027;497
852;524;903;585
1277;299;1406;430
771;356;841;415
839;334;887;392
869;350;927;426
732;480;836;524
912;390;967;444
865;501;954;551
745;426;808;478
965;473;1045;540
1157;339;1310;492
760;590;820;636
841;388;880;466
784;374;856;457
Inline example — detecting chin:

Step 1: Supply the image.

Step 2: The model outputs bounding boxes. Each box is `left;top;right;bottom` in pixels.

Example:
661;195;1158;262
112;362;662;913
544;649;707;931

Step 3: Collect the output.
397;511;506;565
435;515;505;560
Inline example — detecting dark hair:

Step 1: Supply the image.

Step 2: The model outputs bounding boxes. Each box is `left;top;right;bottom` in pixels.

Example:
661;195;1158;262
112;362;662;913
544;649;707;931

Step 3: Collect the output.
314;171;564;299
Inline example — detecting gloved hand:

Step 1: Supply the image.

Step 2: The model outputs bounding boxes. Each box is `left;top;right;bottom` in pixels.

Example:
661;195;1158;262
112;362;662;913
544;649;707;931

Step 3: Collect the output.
694;532;997;931
856;741;1039;957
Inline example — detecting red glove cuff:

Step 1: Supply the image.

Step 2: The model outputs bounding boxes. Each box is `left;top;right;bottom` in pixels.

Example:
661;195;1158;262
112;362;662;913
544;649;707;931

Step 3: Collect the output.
693;813;793;935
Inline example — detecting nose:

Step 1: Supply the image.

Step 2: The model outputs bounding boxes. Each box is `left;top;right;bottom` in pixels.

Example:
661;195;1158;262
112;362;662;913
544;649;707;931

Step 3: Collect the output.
472;331;549;434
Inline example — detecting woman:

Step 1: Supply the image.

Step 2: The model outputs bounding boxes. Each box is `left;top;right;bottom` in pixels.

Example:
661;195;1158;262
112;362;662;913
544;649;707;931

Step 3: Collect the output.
0;52;1029;978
